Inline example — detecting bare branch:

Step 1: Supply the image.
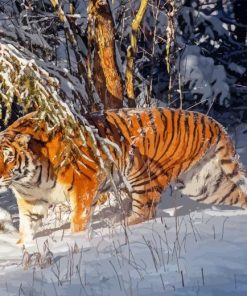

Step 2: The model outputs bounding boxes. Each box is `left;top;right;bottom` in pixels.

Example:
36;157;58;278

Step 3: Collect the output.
125;0;148;107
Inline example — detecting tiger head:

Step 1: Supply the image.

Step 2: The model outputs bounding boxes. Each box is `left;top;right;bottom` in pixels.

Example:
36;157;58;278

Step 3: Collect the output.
0;132;34;192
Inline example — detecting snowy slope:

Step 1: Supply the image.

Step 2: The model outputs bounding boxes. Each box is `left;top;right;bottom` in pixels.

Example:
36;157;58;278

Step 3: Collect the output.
0;125;246;296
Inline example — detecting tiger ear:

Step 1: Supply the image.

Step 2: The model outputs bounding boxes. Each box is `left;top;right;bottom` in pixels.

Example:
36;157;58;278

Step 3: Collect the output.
14;134;31;147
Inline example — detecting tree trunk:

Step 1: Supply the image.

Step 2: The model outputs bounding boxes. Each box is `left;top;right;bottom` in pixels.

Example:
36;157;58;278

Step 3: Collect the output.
88;0;124;110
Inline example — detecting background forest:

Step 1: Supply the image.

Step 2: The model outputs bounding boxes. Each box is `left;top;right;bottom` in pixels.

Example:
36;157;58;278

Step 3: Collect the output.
0;0;246;128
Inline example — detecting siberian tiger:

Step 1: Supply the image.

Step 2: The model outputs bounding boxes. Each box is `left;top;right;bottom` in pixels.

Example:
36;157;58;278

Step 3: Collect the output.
0;108;246;244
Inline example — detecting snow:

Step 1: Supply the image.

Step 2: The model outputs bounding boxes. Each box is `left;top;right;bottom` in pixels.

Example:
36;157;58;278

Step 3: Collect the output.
179;45;230;106
0;126;246;295
228;63;246;76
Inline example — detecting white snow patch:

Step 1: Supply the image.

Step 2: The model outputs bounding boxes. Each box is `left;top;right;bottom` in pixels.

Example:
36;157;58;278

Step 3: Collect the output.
228;63;246;75
179;45;230;106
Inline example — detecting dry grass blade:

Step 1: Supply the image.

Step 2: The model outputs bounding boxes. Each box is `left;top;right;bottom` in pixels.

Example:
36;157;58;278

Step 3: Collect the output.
125;0;148;105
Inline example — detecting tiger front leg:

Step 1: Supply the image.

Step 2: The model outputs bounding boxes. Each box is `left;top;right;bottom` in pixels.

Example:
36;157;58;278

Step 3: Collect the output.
16;195;48;244
58;165;101;233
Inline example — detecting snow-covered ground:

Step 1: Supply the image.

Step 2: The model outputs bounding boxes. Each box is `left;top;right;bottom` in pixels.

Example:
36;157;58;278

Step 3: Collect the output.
0;124;246;296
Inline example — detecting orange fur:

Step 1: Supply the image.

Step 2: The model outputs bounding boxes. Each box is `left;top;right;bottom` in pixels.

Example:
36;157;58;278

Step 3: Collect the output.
0;108;246;244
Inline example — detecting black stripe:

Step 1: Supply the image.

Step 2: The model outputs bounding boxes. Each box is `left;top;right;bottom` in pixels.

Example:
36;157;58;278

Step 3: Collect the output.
127;160;147;182
208;119;214;146
128;137;163;184
192;113;202;156
36;165;43;186
218;183;237;204
46;161;51;182
118;111;132;139
136;112;146;154
194;114;207;158
189;186;208;199
158;109;167;141
193;115;208;162
50;179;57;189
80;171;92;181
177;114;191;175
172;114;189;175
68;172;75;191
150;110;175;165
221;159;233;164
184;113;189;130
148;111;182;175
215;146;225;154
226;167;239;179
107;113;128;159
162;111;182;161
127;135;161;183
183;113;201;172
215;123;222;146
132;204;143;210
147;110;157;146
24;153;29;168
209;170;225;196
176;179;185;190
16;155;23;173
130;167;168;187
132;187;163;194
132;198;144;205
131;176;159;187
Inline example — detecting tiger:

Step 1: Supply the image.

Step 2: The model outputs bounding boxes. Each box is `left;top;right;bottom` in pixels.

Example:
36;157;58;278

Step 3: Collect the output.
0;108;246;244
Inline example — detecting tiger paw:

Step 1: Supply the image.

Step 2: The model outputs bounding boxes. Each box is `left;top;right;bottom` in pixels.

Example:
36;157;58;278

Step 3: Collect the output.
126;208;155;226
126;213;146;226
70;222;86;233
16;231;35;245
16;237;24;245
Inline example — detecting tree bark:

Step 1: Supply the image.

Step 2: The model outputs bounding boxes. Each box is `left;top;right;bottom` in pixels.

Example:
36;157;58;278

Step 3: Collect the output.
88;0;124;110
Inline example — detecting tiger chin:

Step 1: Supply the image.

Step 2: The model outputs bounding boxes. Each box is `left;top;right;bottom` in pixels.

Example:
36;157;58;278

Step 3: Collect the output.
0;108;246;245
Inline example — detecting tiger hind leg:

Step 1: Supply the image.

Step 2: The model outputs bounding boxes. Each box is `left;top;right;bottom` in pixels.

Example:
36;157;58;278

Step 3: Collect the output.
216;133;247;194
177;148;247;208
127;191;161;225
70;193;92;233
68;181;99;233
